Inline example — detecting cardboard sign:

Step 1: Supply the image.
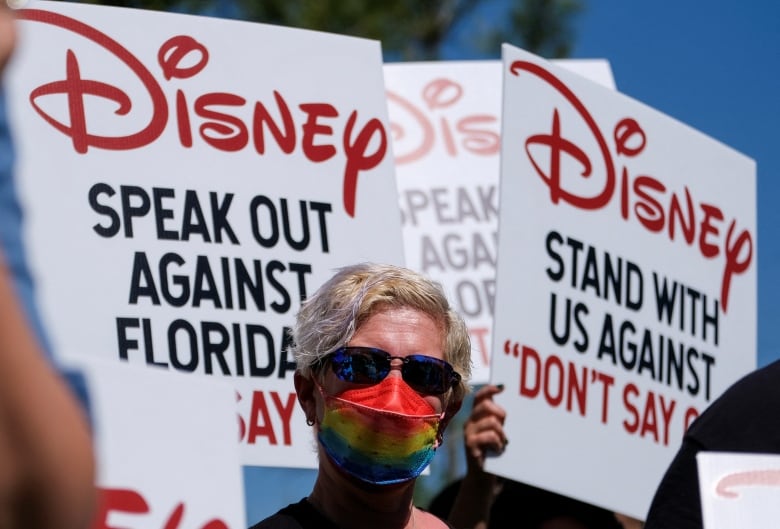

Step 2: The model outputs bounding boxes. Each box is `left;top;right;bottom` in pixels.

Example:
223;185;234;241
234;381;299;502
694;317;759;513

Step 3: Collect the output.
486;44;757;518
7;1;403;468
698;452;780;529
79;359;245;529
385;60;615;383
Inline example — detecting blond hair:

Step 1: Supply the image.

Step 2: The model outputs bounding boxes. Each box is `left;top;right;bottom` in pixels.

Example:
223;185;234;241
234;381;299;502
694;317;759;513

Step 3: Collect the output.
290;262;471;400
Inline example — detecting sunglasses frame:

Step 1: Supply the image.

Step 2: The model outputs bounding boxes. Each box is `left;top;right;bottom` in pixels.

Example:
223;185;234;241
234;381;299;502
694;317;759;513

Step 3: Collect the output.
319;346;461;395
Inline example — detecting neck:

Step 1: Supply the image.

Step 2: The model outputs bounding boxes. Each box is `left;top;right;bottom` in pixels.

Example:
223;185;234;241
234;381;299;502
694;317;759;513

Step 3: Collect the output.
308;453;417;529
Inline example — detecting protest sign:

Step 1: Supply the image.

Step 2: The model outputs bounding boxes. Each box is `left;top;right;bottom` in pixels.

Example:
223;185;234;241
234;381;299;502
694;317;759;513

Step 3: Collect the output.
81;359;245;529
698;452;780;529
385;59;615;383
7;1;403;468
486;44;756;518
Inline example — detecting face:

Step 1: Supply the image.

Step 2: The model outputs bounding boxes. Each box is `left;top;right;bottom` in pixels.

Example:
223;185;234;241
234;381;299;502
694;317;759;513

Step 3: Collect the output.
295;306;452;426
326;306;448;413
295;306;455;485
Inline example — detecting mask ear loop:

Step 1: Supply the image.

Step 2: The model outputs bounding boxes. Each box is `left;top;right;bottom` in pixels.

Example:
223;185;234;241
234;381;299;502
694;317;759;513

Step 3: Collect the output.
307;374;340;427
434;384;462;449
304;359;331;428
434;401;450;448
435;430;444;448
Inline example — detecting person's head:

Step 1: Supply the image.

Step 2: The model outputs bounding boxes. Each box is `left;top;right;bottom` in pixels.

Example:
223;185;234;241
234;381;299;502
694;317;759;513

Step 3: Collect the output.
291;262;472;485
291;262;471;400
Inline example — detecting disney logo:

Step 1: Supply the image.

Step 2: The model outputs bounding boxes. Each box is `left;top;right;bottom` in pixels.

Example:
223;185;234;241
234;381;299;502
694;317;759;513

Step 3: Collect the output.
92;487;229;529
387;76;499;164
18;9;387;217
509;60;753;313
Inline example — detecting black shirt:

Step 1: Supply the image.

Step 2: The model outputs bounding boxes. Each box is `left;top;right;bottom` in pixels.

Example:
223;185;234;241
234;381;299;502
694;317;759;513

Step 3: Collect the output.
250;498;454;529
250;498;339;529
428;478;621;529
645;359;780;529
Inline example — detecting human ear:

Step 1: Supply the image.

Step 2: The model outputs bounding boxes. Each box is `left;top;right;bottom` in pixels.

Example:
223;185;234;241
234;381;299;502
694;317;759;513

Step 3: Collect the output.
294;371;318;425
436;395;463;446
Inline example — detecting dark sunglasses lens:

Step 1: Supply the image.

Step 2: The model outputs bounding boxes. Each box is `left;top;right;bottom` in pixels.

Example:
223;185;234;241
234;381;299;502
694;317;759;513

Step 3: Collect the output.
403;355;452;394
331;348;389;384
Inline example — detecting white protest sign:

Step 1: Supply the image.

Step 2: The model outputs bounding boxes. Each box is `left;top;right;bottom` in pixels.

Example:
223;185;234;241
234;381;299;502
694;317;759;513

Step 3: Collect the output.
385;60;615;383
79;359;245;529
7;1;403;468
486;44;756;518
698;452;780;529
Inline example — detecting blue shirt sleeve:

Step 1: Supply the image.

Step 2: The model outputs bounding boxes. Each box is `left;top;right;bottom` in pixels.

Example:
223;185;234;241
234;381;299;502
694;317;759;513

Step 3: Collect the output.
0;86;53;356
0;87;92;419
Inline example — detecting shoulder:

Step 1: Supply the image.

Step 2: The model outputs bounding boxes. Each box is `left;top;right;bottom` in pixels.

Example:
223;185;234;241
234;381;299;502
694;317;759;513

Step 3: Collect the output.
686;359;780;450
249;513;302;529
249;499;337;529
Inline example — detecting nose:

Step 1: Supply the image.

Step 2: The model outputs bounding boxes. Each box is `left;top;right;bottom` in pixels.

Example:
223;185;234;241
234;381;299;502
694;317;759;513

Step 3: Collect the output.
387;357;405;380
378;375;426;412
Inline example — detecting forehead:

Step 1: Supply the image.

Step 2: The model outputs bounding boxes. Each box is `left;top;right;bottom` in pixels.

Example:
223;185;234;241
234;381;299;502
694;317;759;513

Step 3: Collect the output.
352;306;445;358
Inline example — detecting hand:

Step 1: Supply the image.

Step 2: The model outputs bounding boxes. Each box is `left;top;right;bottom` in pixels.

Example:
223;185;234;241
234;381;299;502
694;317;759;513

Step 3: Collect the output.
462;384;507;474
447;384;508;529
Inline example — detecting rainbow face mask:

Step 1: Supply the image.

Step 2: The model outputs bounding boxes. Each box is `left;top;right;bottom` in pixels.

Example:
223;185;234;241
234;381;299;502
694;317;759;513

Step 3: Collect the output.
317;376;443;485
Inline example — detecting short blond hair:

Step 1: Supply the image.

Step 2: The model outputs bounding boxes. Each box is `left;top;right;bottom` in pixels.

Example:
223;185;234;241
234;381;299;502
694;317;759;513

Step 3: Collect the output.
290;262;471;401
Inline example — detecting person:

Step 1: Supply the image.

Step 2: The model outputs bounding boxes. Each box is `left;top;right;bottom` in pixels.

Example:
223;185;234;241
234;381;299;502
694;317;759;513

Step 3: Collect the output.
250;262;472;529
0;4;96;528
430;384;638;529
644;359;780;529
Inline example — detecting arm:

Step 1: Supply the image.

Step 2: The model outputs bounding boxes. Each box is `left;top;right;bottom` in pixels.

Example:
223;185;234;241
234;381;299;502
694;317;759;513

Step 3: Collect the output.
0;7;95;527
0;253;97;529
447;384;507;529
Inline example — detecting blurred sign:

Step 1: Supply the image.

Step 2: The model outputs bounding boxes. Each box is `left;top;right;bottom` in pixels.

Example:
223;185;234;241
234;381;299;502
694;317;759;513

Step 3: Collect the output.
80;359;245;529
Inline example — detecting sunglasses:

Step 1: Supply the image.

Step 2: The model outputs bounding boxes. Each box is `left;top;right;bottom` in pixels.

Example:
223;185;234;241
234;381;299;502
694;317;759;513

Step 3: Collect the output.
321;346;461;395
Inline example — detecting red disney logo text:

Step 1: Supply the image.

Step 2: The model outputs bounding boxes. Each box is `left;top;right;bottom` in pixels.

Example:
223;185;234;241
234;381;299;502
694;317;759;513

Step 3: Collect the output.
19;9;387;217
92;487;229;529
716;469;780;498
387;77;500;164
510;60;753;313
